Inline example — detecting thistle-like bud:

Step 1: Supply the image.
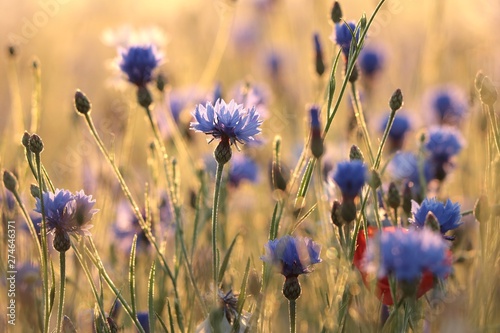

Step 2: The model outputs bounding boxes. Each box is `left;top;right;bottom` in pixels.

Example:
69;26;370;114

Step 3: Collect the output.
156;73;167;92
347;63;359;83
349;145;364;162
330;1;342;24
137;86;153;109
247;270;262;297
3;170;19;193
22;131;31;148
8;45;16;57
30;184;41;199
387;182;400;210
425;211;440;232
474;195;490;224
331;200;345;227
28;134;44;154
53;229;71;252
475;71;485;92
309;105;324;158
479;76;497;105
283;276;301;301
74;90;91;115
214;140;232;165
313;33;325;77
402;182;413;216
272;162;288;191
341;199;357;223
389;89;403;112
368;169;381;189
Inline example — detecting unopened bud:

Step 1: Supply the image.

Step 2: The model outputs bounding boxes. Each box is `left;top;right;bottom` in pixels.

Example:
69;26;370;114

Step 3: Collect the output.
214;140;232;165
247;270;262;297
368;169;381;189
341;199;357;223
53;229;71;252
309;106;324;158
156;73;167;92
74;90;91;115
283;276;301;301
30;184;40;199
402;182;413;216
28;134;44;154
387;182;400;210
3;170;19;193
22;131;31;148
331;200;345;227
389;89;403;111
349;145;364;162
479;76;497;105
474;195;490;223
313;33;325;77
8;46;16;57
475;71;485;92
347;63;359;83
330;1;342;24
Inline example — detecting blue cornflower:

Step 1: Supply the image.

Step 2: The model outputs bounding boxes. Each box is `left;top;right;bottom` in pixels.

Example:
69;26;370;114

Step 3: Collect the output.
190;99;263;146
332;21;359;56
427;86;467;125
411;198;462;234
425;126;464;163
365;228;451;282
359;46;385;77
261;235;322;277
333;161;367;199
35;189;98;236
380;113;411;141
228;155;259;187
119;45;162;87
388;152;433;188
137;312;150;333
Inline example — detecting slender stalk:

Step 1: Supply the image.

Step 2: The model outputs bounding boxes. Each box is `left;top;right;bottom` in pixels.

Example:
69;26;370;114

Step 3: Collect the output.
485;103;500;156
56;252;66;333
289;300;296;333
35;154;51;333
374;108;397;171
212;162;224;304
350;82;375;165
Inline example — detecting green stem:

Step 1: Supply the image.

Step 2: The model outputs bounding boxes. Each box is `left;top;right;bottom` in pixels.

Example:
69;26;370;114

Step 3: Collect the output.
374;108;397;170
212;162;224;305
56;252;66;333
350;82;375;165
485;103;500;156
289;300;296;333
35;153;51;333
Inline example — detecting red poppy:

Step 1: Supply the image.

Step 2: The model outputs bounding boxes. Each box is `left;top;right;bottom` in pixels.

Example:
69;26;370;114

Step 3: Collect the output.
353;226;450;305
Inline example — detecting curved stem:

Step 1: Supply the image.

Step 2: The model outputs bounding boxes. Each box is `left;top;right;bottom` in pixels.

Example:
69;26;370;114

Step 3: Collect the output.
35;154;51;333
374;108;397;171
212;162;224;305
350;82;375;165
289;300;296;333
56;252;66;333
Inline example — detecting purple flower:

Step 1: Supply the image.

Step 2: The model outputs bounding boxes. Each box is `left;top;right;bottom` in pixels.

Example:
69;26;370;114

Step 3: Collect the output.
365;228;451;282
119;45;162;87
229;155;259;187
427;85;467;125
333;161;367;199
411;198;462;234
261;235;322;277
137;312;150;333
332;21;359;56
388;152;433;189
34;189;98;236
380;112;411;141
359;46;385;78
425;126;464;163
190;99;263;146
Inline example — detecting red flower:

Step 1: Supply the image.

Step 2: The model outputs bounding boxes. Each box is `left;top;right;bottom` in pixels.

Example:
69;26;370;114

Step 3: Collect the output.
353;226;450;305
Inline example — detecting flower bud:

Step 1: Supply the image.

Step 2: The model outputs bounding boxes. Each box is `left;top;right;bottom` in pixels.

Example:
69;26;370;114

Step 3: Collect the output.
156;73;167;92
74;90;91;115
341;199;357;223
28;134;44;154
479;76;497;105
53;229;71;252
22;131;31;148
313;33;325;77
389;89;403;112
402;182;413;216
474;71;485;92
330;1;342;24
474;195;490;224
331;200;345;227
30;184;41;199
349;145;364;162
3;170;18;193
8;45;16;57
387;182;400;210
368;169;381;189
309;106;324;158
247;269;262;297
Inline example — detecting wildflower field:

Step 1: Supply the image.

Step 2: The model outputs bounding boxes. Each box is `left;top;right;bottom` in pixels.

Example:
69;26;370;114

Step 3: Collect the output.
2;0;500;332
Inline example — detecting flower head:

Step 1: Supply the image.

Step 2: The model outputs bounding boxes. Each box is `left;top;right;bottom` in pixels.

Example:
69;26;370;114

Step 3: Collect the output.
228;155;259;187
411;198;462;234
333;160;367;199
190;99;263;146
359;46;385;78
427;85;467;125
119;45;162;87
331;21;359;56
35;189;98;236
261;235;321;277
388;152;433;189
354;226;452;304
425;126;464;163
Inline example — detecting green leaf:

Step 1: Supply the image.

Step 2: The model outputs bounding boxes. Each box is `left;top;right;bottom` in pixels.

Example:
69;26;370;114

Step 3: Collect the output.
218;233;239;284
129;235;138;317
148;262;156;333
